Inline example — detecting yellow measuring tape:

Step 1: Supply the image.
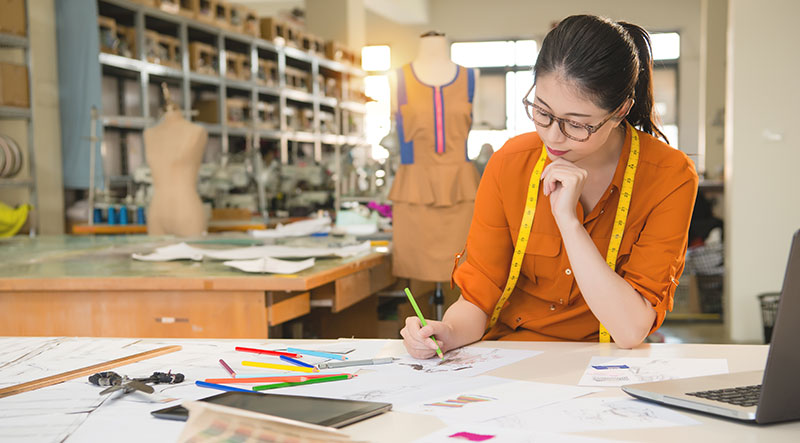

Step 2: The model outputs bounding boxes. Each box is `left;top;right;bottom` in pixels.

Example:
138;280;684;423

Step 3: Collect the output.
486;123;640;343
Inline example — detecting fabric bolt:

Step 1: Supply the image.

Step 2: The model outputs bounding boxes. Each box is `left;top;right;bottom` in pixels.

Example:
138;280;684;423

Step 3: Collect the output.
453;127;698;341
389;63;480;281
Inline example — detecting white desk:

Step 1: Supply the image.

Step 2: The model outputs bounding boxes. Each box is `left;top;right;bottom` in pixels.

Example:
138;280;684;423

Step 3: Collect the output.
0;337;797;442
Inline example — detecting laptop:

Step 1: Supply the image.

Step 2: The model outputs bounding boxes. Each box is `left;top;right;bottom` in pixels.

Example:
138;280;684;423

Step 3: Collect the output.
622;229;800;424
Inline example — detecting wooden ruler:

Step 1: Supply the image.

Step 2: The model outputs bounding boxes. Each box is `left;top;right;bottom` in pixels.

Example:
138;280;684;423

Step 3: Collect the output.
0;345;182;399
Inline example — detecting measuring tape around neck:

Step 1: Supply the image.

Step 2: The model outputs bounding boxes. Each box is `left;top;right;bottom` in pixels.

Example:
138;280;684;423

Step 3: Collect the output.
485;123;640;343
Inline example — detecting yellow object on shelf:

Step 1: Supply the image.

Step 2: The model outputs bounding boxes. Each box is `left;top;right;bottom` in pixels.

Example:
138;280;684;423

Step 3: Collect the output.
0;202;30;237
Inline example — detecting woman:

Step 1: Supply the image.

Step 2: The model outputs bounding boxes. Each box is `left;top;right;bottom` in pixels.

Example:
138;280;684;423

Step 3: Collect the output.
401;15;698;357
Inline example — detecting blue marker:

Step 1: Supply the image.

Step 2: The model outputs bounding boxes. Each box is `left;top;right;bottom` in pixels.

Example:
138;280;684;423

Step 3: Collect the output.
591;364;630;370
279;355;315;369
286;348;347;361
195;380;254;393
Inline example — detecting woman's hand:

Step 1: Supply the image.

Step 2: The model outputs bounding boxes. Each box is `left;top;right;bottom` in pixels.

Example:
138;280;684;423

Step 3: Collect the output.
400;316;451;359
541;158;588;225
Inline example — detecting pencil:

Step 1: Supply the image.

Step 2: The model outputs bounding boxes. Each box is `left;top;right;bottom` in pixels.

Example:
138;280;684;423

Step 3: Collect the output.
235;347;300;358
279;355;315;369
195;380;254;393
404;287;444;359
252;374;353;391
241;361;317;373
219;359;236;377
205;373;350;384
286;348;347;361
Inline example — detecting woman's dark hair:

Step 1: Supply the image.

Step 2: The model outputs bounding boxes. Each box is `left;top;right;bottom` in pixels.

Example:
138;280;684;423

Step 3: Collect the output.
534;15;668;143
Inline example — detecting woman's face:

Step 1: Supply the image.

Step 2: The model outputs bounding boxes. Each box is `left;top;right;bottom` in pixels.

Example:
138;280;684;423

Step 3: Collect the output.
532;73;627;163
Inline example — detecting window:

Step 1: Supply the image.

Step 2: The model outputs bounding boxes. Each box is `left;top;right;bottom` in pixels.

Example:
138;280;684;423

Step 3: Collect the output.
361;46;392;160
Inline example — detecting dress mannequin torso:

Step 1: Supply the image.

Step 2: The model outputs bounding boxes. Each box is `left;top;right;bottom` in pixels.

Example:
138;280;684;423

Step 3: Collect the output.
411;35;457;86
144;109;207;236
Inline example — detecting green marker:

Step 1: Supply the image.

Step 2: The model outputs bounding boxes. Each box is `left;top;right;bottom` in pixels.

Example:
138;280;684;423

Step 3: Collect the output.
404;287;444;360
252;374;352;391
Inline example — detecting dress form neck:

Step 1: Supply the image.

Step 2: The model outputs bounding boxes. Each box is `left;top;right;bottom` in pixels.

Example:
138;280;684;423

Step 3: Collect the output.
412;35;457;86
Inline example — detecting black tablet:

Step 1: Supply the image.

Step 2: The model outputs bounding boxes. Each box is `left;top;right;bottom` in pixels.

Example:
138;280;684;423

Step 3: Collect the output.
151;392;392;428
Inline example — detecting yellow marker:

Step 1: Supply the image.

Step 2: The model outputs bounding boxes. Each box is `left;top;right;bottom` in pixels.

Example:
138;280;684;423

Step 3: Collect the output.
486;123;640;344
241;361;317;373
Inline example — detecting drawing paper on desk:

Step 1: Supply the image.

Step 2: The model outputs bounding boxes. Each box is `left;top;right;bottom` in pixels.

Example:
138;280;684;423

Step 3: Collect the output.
578;356;729;387
399;380;599;423
414;426;620;443
486;397;700;432
385;346;542;377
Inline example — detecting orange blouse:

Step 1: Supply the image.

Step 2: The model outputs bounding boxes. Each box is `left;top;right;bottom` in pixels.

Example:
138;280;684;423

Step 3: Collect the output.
453;127;698;341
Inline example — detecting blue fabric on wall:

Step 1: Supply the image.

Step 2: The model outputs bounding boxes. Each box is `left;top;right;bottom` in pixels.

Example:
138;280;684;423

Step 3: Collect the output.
56;0;104;189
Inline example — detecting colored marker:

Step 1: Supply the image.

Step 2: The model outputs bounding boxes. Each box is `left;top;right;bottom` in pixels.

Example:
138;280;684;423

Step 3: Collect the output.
592;365;630;370
286;348;347;361
219;359;236;377
404;287;444;359
241;361;317;373
235;347;300;358
317;357;396;370
195;380;254;393
280;355;315;369
252;374;353;391
204;373;351;384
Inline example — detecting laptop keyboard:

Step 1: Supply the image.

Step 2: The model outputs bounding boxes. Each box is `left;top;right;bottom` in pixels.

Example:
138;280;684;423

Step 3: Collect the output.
686;384;761;407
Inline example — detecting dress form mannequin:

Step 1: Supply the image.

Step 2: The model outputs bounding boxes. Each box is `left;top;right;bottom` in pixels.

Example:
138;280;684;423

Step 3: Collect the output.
144;84;207;236
388;32;480;291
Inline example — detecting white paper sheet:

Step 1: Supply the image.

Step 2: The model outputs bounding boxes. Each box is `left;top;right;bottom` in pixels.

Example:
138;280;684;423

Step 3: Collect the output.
486;397;701;432
379;346;542;378
415;426;621;443
223;257;315;274
131;241;372;262
249;217;332;238
578;357;729;387
402;380;599;423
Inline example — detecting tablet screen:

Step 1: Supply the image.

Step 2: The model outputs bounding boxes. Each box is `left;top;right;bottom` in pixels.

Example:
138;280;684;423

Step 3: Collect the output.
151;392;392;428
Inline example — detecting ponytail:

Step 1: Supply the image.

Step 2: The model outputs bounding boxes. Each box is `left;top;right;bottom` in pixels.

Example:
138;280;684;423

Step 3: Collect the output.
534;15;668;143
618;22;668;143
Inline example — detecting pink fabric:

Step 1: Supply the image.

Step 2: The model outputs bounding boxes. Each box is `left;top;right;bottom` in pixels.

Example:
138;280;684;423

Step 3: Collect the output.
435;86;445;153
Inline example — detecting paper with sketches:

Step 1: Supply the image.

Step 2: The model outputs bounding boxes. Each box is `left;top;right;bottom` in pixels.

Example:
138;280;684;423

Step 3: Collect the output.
578;357;729;387
487;397;700;432
223;257;315;274
249;217;332;239
176;401;357;443
415;426;620;443
402;380;599;423
378;346;542;378
131;240;371;262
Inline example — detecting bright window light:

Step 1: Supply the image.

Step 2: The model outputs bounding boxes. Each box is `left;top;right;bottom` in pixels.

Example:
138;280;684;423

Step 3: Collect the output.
467;130;509;159
506;71;537;136
651;32;680;60
451;41;515;68
364;75;391;160
361;45;391;71
514;40;538;66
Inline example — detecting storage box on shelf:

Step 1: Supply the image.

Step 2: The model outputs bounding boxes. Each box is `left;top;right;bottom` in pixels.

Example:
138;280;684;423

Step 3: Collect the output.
194;0;216;24
319;110;336;134
194;96;219;124
157;0;180;14
213;1;230;30
256;101;277;130
257;59;278;87
0;0;27;36
285;66;311;93
228;5;257;35
260;17;303;48
98;16;118;55
145;31;181;69
189;42;218;75
225;52;250;81
302;33;325;55
226;97;251;127
0;63;29;108
318;75;340;99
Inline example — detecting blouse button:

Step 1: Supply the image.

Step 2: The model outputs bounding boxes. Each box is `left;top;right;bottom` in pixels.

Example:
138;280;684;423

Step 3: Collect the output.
559;298;564;305
549;304;556;311
610;188;615;194
516;317;522;323
565;268;572;276
600;209;605;214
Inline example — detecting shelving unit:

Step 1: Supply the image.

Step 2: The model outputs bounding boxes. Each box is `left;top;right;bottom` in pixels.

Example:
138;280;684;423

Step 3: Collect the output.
61;0;369;220
0;0;38;234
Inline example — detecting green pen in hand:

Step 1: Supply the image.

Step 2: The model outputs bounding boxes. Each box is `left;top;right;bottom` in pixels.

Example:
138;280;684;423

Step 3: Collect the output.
404;287;444;360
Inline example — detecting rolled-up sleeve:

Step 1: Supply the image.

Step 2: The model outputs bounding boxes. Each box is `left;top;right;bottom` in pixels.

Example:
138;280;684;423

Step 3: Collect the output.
454;150;514;315
619;165;699;333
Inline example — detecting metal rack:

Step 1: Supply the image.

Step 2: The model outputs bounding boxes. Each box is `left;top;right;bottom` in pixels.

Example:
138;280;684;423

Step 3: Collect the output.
70;0;369;217
0;0;38;235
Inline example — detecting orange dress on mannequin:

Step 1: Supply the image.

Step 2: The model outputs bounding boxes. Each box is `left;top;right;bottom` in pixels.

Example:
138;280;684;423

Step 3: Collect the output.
388;63;479;281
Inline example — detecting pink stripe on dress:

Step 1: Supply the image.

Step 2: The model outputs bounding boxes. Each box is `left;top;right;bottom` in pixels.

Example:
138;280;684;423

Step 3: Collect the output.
434;86;445;153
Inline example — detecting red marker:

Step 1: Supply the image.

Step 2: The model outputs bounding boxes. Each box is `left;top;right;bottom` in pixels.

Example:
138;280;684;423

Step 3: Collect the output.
235;347;300;358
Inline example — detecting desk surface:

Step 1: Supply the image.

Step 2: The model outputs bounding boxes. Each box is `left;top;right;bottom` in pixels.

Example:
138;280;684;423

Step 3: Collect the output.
0;337;796;442
0;235;388;292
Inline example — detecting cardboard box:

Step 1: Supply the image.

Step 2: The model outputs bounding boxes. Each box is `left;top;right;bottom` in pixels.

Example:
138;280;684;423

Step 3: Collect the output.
98;16;118;55
260;17;303;47
257;59;278;87
0;0;26;37
213;1;231;30
194;0;216;24
0;63;29;108
194;97;219;124
225;52;250;81
226;97;251;127
189;42;218;75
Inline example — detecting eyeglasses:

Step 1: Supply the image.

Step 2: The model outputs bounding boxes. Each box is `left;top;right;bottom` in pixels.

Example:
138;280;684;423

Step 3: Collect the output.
521;84;623;142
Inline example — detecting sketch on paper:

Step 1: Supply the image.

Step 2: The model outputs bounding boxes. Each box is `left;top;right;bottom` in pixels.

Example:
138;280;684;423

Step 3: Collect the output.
578;356;729;387
397;348;505;373
425;394;496;408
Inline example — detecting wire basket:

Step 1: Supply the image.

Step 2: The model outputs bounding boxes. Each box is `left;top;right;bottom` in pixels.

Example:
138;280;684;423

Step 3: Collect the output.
696;274;723;314
686;243;724;275
758;292;781;344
